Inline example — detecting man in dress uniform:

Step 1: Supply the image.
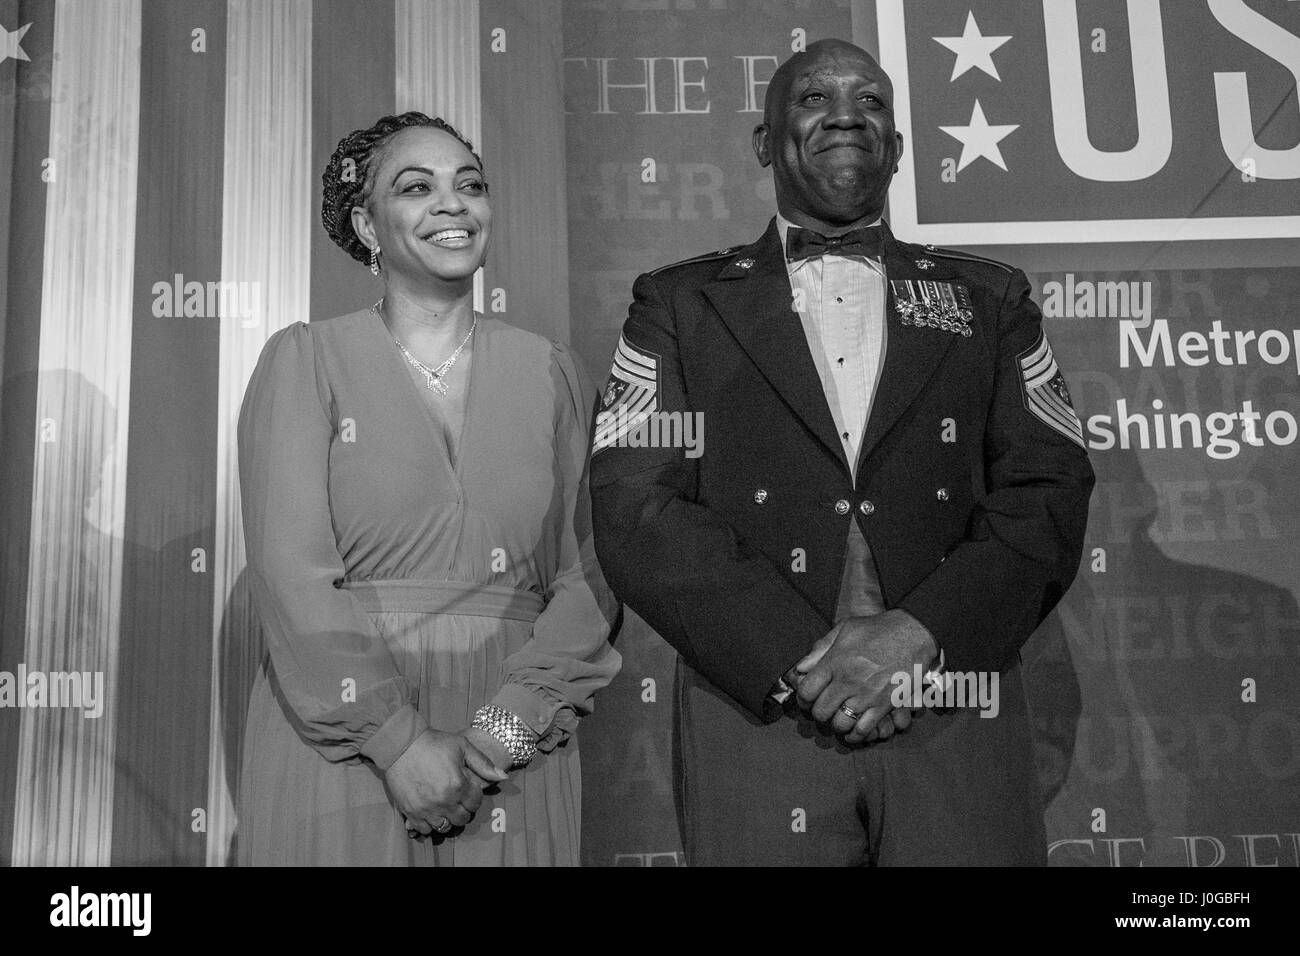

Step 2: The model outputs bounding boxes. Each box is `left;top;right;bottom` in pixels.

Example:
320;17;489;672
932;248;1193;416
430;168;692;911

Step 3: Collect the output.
588;38;1094;866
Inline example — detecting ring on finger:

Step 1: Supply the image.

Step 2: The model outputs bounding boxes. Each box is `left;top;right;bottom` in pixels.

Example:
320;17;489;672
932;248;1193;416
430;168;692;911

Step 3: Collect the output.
433;817;452;833
838;703;863;721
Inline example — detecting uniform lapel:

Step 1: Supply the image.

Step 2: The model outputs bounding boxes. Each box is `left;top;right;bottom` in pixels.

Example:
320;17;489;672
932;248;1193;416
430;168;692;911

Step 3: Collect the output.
702;220;848;471
857;225;962;471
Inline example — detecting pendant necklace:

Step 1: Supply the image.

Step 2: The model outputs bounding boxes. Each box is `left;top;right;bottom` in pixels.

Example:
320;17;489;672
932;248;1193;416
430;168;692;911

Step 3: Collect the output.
372;297;476;396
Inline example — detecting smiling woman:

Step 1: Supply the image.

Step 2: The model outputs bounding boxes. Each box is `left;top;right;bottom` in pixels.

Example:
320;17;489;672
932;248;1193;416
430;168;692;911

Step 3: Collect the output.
234;112;621;866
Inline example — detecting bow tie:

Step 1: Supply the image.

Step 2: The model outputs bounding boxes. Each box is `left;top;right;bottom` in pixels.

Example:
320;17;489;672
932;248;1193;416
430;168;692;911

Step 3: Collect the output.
785;225;885;262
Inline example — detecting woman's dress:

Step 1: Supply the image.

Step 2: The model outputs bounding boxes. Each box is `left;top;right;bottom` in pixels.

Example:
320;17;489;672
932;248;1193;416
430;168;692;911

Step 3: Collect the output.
235;310;620;865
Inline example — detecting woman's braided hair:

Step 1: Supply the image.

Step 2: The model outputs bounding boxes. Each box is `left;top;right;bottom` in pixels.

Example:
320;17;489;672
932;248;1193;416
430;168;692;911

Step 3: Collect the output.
321;111;486;265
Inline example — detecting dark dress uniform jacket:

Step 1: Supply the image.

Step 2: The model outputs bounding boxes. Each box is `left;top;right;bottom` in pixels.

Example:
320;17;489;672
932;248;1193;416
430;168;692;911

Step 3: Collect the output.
589;219;1094;721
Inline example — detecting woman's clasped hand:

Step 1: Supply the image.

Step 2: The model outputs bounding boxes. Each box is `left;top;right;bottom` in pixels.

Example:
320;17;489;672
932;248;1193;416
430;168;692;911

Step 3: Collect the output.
385;730;508;837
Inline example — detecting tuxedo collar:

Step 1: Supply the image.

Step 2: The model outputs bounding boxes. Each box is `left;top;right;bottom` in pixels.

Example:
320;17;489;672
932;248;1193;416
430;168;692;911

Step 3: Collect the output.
704;218;962;480
705;220;849;471
774;213;885;272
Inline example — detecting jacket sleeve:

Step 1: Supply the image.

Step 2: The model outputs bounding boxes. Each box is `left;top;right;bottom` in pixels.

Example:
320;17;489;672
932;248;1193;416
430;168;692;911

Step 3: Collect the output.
238;322;429;771
589;272;831;721
487;343;622;752
896;268;1095;673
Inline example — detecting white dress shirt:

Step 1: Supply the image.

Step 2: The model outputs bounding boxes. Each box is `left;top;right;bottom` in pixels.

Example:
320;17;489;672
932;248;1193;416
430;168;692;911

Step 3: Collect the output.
767;215;892;704
768;217;942;706
776;214;888;481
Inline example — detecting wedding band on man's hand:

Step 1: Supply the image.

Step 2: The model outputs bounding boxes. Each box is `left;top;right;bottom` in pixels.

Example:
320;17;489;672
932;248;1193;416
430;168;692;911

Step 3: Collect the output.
838;703;863;721
433;817;452;833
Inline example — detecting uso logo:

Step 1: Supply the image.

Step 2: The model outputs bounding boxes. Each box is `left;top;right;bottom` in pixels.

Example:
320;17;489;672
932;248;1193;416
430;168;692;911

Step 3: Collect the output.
876;0;1300;243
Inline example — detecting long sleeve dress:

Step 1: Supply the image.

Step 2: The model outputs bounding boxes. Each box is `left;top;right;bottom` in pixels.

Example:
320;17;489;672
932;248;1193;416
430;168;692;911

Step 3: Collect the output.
234;309;621;866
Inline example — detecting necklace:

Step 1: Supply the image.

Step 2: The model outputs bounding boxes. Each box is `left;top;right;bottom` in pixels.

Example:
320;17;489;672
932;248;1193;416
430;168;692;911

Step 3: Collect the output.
372;297;476;396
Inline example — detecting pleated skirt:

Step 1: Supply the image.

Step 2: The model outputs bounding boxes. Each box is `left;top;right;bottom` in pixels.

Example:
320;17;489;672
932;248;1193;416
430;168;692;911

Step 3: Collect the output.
236;583;581;866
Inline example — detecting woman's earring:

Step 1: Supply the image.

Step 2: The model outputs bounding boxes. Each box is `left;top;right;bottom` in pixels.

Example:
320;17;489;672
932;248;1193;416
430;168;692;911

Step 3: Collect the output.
369;246;381;276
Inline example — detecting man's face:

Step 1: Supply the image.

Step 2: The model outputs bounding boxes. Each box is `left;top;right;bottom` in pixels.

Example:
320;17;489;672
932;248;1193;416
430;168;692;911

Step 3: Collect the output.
754;42;905;231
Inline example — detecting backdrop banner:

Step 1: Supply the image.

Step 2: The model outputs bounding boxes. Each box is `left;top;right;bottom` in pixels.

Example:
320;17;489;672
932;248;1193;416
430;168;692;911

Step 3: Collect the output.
0;0;1296;867
566;0;1300;867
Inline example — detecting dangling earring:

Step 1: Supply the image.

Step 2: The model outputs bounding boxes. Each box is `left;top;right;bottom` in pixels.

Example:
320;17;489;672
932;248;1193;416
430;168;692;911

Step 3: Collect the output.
369;246;381;276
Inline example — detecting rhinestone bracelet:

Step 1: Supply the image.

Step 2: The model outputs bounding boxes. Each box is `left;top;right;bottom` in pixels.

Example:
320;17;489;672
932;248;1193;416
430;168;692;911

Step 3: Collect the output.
471;705;539;769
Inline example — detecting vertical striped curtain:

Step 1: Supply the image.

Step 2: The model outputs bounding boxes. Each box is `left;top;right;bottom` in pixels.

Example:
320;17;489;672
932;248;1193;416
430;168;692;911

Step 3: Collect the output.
203;0;313;868
10;0;141;866
0;0;578;865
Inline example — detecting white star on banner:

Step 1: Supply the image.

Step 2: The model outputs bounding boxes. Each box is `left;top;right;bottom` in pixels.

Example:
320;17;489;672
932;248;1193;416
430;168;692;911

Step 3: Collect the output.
939;99;1019;172
1;22;32;65
933;11;1011;81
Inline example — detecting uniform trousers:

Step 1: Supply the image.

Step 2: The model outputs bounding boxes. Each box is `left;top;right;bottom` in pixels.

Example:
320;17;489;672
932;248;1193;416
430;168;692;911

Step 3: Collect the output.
671;524;1046;866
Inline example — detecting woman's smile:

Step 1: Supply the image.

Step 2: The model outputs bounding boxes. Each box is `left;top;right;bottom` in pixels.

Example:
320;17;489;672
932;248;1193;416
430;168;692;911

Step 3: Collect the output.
423;227;474;248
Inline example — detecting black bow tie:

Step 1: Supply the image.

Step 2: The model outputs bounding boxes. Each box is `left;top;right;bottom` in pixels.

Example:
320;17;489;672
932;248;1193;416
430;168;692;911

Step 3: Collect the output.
785;225;885;262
